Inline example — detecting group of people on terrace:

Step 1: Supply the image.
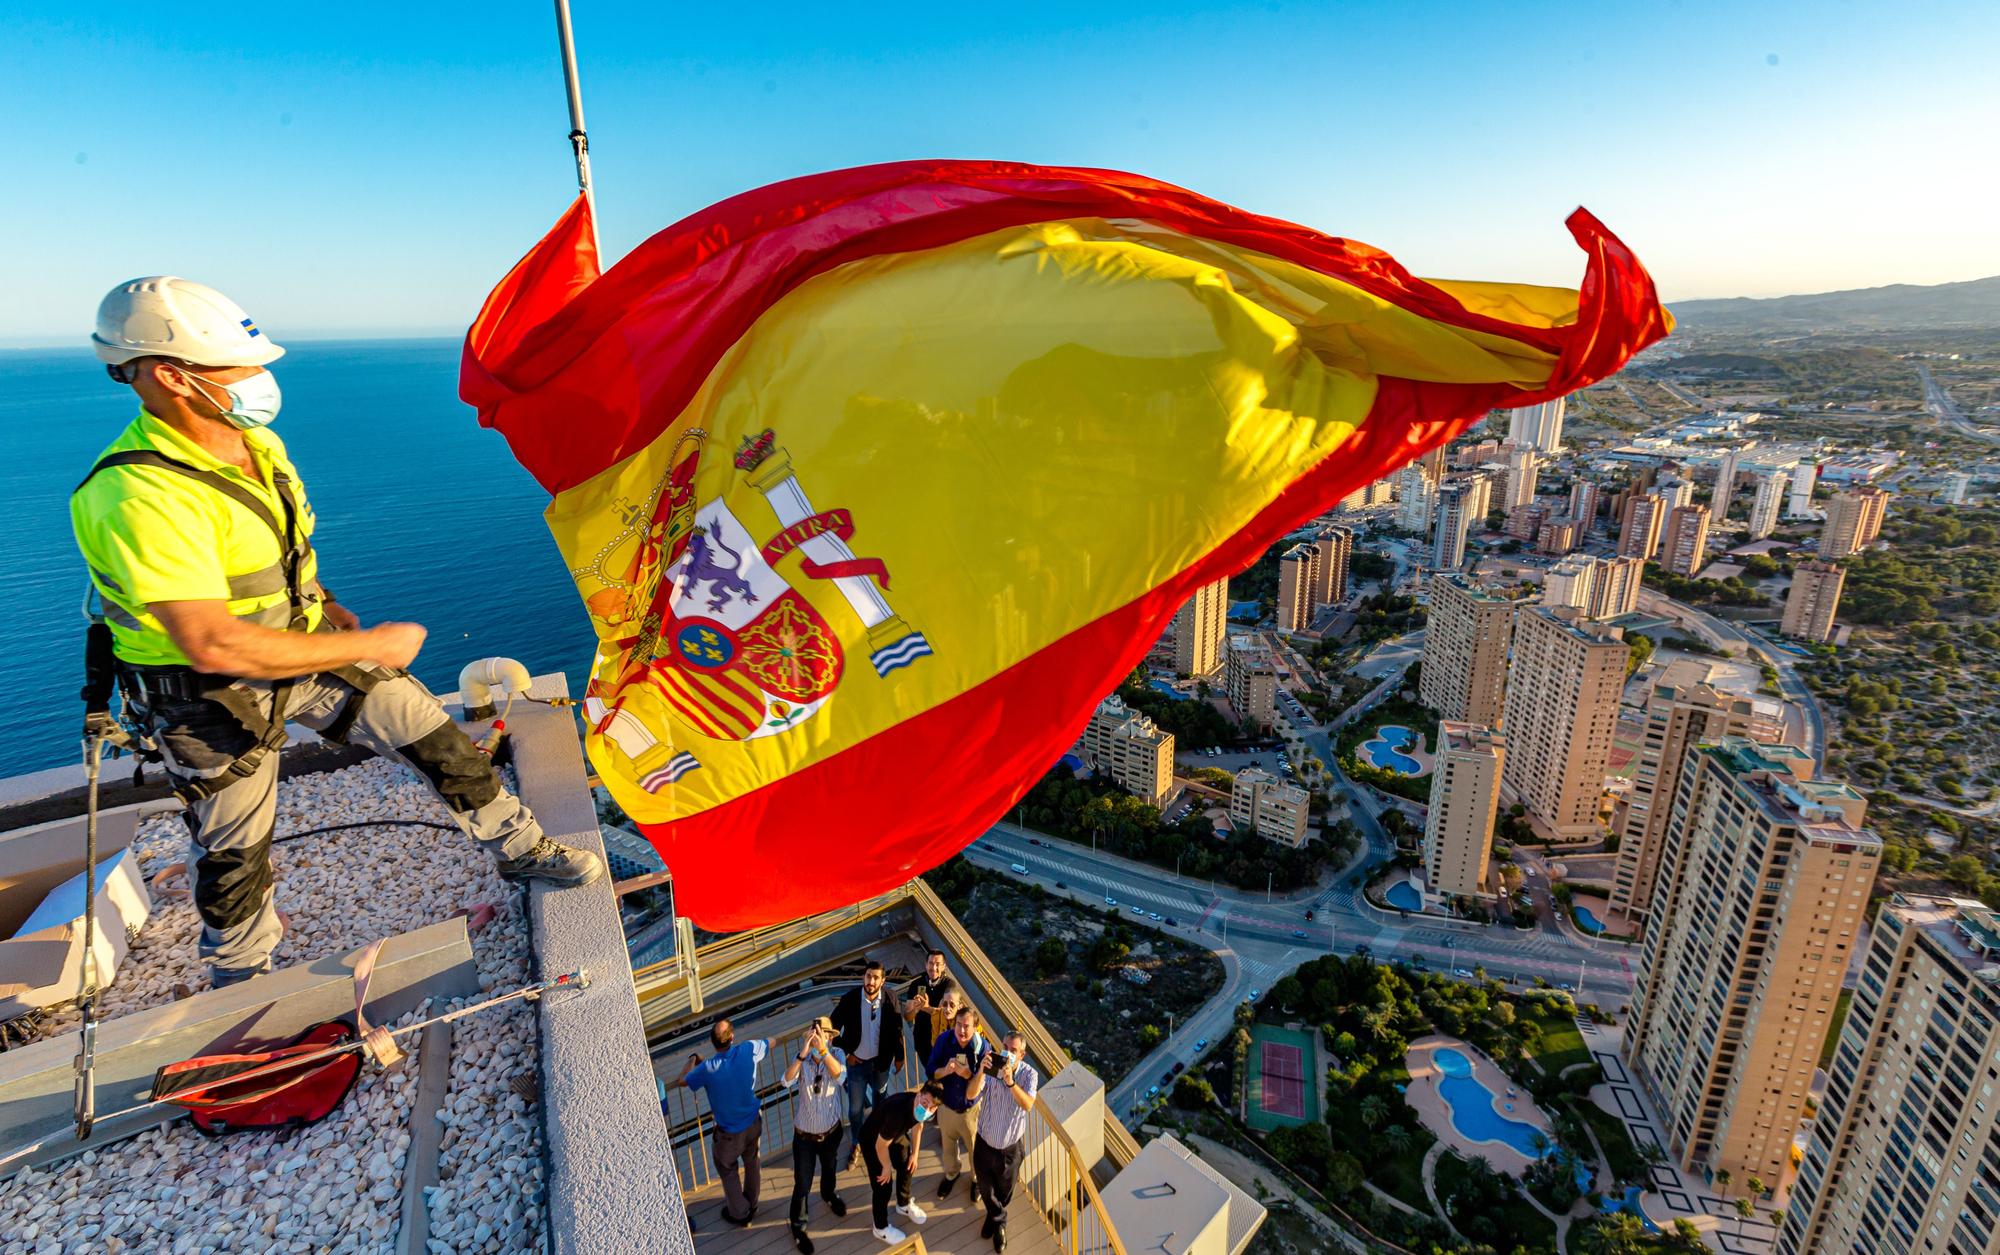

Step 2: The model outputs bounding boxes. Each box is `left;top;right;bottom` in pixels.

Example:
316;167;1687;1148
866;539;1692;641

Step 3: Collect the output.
666;949;1040;1252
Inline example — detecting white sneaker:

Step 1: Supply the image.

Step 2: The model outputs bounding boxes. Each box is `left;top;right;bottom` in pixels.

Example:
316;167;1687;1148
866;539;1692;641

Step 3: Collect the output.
874;1224;907;1243
894;1201;928;1225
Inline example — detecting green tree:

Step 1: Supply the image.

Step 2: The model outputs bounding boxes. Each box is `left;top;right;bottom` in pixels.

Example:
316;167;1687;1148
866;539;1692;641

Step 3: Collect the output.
1381;1123;1414;1154
1033;937;1067;978
1172;1074;1216;1108
1582;1213;1647;1255
1138;1023;1163;1047
1358;1094;1390;1129
1325;1151;1364;1197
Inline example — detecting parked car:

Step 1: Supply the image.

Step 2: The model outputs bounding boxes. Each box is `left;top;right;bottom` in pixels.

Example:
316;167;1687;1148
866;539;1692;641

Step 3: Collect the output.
1195;1037;1208;1051
1055;880;1067;890
1148;911;1162;921
1164;917;1178;927
1454;967;1474;978
1249;988;1260;1000
1147;1085;1160;1097
1161;1070;1175;1085
1009;862;1029;874
1028;838;1042;847
1132;906;1146;916
1172;1062;1185;1075
1105;896;1117;906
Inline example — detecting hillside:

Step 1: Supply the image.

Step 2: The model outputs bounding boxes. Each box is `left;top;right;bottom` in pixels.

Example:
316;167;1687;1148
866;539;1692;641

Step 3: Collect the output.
1672;274;2000;332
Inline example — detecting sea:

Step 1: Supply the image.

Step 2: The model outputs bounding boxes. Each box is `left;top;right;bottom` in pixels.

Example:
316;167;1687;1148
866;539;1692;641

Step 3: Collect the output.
0;339;590;780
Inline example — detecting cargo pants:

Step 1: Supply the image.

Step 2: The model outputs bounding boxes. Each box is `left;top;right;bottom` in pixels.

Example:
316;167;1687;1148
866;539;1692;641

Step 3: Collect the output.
144;663;543;984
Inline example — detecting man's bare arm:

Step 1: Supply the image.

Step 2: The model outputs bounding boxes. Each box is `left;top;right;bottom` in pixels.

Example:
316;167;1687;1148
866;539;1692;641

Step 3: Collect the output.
151;599;425;680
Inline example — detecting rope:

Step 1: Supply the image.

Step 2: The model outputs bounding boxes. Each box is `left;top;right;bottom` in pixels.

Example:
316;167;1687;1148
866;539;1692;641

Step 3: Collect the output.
73;735;106;1139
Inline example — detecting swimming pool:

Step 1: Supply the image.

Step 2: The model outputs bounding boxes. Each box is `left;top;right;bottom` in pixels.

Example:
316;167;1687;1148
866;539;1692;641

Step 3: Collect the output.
1151;679;1186;700
1603;1186;1661;1233
1433;1048;1552;1159
1360;724;1424;774
1385;880;1422;912
1573;905;1607;934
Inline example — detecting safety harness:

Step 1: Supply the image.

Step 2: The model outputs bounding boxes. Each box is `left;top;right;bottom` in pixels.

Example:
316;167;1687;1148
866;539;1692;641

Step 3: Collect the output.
74;449;322;805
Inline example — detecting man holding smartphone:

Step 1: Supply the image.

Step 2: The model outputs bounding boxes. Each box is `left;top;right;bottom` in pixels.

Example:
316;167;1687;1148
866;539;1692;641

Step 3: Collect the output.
782;1016;848;1254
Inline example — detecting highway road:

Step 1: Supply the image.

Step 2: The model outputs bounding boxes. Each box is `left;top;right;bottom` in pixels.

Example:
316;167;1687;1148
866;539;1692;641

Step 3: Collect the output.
962;805;1637;1119
1918;362;1997;444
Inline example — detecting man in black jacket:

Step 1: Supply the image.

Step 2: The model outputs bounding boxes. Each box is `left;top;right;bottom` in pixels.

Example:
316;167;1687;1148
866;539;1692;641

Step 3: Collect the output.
830;958;905;1169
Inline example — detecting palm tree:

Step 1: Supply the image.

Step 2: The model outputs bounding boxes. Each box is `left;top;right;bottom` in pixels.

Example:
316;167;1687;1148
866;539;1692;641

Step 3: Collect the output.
1581;1213;1646;1255
1734;1198;1755;1238
1358;1094;1390;1129
1382;1123;1414;1154
1713;1167;1733;1195
1529;1130;1553;1157
1746;1175;1766;1201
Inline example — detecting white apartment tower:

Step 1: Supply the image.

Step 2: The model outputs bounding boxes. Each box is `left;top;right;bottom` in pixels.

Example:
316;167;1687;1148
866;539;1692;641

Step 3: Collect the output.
1504;398;1565;452
1431;481;1474;570
1786;461;1819;517
1747;470;1787;540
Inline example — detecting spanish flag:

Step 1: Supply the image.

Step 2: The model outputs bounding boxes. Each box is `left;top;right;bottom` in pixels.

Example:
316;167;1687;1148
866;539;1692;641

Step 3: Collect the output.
462;160;1670;929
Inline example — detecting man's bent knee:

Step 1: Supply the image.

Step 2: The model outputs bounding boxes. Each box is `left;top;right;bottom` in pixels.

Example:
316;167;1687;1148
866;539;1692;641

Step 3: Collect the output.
194;840;276;931
397;721;503;813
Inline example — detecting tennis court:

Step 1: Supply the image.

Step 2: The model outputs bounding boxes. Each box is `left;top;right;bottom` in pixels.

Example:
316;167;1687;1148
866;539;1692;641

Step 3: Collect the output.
1244;1022;1319;1131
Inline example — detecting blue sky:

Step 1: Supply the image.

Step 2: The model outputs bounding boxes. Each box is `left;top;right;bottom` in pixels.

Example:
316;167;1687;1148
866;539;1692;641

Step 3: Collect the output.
4;1;1996;343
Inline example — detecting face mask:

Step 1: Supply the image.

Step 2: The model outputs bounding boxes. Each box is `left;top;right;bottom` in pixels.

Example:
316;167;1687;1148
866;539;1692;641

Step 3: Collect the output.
913;1103;934;1123
187;367;283;429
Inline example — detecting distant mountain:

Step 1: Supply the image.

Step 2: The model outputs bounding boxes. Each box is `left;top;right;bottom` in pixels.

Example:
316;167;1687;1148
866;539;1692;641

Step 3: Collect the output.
1670;274;2000;332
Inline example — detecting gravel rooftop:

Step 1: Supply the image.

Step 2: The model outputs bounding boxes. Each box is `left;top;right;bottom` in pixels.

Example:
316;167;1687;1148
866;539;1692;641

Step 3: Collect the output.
0;755;549;1254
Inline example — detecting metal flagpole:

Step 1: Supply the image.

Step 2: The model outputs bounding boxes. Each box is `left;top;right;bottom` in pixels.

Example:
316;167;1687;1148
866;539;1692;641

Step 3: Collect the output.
551;0;601;253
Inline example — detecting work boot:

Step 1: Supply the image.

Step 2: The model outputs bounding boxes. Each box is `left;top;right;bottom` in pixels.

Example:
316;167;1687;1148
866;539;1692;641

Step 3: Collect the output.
790;1223;814;1254
497;837;606;887
825;1195;847;1218
993;1224;1007;1252
938;1173;958;1200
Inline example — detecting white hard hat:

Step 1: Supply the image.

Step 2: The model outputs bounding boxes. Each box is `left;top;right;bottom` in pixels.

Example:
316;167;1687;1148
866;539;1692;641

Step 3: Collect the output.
91;276;285;369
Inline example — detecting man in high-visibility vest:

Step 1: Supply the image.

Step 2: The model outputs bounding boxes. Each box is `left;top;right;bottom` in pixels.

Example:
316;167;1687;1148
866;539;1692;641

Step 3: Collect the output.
72;276;605;988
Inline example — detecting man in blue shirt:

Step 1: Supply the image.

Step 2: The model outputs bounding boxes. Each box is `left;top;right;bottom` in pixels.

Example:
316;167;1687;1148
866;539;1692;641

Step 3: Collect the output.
671;1018;772;1227
926;1005;990;1199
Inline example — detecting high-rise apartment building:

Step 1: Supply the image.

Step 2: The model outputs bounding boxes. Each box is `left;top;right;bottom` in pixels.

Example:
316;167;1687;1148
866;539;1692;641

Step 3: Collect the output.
1461;472;1493;526
1748;470;1787;540
1781;560;1846;643
1227;634;1278;731
1419;574;1515;728
1619;493;1666;561
1172;576;1229;677
1081;694;1176;805
1502;448;1539;510
1431;481;1474;570
1277;527;1351;631
1626;740;1878;1194
1712;447;1742;523
1945;471;1972;505
1505;399;1566;452
1339;478;1395;510
1543;553;1596;612
1657;476;1694;514
1504;502;1546;543
1424;722;1505;901
1315;525;1352;605
1501;607;1626;836
1591;555;1644;618
1569;480;1603;533
1777;895;2000;1255
1610;661;1768;923
1395;463;1436;535
1820;486;1890;559
1537;518;1578;556
1229;767;1312;847
1787;461;1819;517
1277;542;1320;633
1661;503;1711;576
1541;554;1642;620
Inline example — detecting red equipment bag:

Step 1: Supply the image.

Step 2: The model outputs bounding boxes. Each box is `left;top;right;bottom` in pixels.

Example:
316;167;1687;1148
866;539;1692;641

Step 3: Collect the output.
149;1019;363;1137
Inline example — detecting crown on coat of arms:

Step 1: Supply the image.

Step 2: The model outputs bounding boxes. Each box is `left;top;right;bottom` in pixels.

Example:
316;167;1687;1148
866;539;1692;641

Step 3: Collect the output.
734;429;776;471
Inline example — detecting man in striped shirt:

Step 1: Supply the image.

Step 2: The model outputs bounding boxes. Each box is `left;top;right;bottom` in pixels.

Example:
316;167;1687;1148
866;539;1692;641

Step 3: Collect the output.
965;1029;1038;1251
782;1016;848;1254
